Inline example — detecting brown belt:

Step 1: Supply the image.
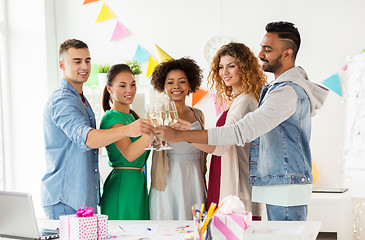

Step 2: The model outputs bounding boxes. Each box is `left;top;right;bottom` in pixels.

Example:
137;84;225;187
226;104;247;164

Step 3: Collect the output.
113;167;145;172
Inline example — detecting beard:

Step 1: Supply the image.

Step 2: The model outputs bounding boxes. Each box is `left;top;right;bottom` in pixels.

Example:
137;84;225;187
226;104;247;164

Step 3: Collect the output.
261;54;283;73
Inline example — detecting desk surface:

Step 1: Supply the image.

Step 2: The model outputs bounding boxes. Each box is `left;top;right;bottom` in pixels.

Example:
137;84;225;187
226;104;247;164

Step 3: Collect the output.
34;219;321;240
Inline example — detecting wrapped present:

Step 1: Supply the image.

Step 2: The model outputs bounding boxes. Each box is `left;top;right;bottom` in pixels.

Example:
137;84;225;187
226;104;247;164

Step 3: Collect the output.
211;195;252;240
59;206;108;240
211;212;252;240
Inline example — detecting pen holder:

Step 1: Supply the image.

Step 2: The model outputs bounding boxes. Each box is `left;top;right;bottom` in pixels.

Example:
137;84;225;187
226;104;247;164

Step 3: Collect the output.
194;217;212;240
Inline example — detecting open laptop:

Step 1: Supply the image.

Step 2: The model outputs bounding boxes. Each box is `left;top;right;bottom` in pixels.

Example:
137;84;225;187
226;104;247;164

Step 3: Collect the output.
0;191;59;239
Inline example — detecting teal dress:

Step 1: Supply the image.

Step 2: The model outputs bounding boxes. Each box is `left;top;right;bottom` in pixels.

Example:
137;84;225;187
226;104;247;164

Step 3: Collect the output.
100;110;150;220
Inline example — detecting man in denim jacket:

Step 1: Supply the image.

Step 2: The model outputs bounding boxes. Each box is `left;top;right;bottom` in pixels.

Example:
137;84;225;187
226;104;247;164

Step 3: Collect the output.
156;22;329;221
42;39;153;219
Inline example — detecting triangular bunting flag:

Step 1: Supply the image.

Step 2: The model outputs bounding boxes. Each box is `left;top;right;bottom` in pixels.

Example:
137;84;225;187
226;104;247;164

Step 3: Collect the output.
134;45;150;63
213;94;222;117
84;64;100;87
322;73;342;96
110;21;130;41
155;44;173;62
95;3;115;22
192;89;208;106
146;56;159;78
83;0;99;4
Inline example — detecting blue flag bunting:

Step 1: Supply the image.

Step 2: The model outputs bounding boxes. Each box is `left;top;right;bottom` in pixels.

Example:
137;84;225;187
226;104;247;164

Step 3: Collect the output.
134;45;150;63
322;73;342;97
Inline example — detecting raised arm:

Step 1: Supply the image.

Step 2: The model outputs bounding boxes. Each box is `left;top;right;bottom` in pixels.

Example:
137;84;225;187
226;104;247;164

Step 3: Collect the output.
106;123;150;162
86;118;153;149
171;118;215;153
156;126;208;144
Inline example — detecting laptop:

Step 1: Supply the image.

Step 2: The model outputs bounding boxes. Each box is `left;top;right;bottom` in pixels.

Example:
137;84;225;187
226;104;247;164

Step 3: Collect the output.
312;188;348;193
0;191;59;239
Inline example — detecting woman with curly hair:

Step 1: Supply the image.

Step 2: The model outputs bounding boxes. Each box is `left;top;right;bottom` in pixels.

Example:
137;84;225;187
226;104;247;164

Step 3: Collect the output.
149;57;207;220
190;42;267;219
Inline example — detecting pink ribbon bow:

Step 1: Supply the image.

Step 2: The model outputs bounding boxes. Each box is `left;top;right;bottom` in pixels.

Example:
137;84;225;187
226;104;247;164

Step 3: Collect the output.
76;205;94;217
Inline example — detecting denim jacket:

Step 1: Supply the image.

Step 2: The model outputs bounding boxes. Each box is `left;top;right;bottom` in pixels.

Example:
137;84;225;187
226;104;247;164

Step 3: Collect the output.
207;67;329;186
249;82;312;186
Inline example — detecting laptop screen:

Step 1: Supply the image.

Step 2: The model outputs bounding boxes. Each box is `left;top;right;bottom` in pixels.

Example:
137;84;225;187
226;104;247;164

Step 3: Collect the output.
0;191;43;239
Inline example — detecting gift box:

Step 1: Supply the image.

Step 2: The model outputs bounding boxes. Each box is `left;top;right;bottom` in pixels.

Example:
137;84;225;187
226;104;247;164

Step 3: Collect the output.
211;212;252;240
59;207;108;240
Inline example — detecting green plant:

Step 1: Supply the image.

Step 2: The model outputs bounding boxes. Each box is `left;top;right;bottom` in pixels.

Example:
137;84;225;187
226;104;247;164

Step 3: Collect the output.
98;64;110;73
126;59;142;75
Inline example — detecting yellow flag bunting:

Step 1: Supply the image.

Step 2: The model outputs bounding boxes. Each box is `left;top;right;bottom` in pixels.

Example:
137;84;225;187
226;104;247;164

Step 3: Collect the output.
95;3;115;22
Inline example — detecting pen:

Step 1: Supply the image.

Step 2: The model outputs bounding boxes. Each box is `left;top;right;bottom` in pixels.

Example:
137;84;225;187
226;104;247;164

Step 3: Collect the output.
200;203;204;220
118;226;125;232
192;206;202;240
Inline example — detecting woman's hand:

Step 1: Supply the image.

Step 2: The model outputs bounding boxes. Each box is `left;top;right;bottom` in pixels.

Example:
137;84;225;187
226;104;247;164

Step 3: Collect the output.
155;126;182;143
170;118;191;130
126;119;154;137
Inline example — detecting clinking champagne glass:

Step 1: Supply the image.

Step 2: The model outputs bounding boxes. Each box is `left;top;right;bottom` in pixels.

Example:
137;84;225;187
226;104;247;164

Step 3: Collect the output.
159;102;173;150
168;100;178;125
144;104;158;150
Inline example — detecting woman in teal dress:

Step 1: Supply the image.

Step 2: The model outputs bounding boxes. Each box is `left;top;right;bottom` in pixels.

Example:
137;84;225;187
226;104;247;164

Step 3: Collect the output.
100;64;150;220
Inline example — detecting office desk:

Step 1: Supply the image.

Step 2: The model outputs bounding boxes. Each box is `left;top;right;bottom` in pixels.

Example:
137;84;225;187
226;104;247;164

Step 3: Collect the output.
36;219;321;240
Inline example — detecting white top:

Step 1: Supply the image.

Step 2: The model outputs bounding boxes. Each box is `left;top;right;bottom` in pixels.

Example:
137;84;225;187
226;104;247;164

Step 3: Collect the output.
252;184;312;206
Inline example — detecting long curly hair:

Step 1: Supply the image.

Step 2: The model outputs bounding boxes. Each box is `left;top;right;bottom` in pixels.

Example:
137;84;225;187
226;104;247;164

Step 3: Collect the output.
208;42;267;110
151;57;203;94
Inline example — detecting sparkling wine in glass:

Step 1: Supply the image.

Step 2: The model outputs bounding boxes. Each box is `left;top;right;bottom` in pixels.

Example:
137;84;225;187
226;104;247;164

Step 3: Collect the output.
144;104;158;150
168;100;178;125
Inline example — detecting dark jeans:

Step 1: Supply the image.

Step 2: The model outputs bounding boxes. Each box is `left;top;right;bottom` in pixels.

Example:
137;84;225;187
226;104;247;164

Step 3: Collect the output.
43;202;76;220
266;204;308;221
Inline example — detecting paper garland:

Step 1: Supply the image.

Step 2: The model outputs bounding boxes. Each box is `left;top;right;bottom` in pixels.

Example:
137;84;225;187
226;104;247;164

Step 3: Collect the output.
95;3;115;22
146;56;159;78
192;89;208;107
84;64;100;87
145;45;174;78
134;45;151;63
213;95;222;117
110;21;130;41
83;2;211;107
83;0;99;4
322;73;342;96
155;44;173;62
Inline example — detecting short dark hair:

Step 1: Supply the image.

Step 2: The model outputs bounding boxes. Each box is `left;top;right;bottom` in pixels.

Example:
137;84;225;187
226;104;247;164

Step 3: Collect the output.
151;57;203;95
59;39;88;58
265;21;301;58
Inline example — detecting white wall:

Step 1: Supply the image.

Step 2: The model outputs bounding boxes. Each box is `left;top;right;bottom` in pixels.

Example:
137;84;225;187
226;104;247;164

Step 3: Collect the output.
4;0;365;216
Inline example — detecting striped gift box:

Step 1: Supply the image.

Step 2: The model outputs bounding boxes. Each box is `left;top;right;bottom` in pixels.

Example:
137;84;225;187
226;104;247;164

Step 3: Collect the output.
211;212;252;240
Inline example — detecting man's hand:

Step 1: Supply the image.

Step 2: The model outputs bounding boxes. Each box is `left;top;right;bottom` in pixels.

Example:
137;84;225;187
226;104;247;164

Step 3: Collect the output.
126;119;154;137
155;125;183;143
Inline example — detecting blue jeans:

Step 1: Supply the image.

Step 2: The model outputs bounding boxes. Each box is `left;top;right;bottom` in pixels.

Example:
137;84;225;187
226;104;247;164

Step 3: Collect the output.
43;202;76;220
266;204;308;221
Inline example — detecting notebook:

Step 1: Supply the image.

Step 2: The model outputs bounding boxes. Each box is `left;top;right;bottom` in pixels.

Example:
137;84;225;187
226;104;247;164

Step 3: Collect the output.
0;191;59;240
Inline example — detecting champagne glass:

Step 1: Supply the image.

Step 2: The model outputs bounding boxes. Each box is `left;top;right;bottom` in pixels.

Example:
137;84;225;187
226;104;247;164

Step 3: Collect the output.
144;104;158;150
168;100;178;125
159;102;173;150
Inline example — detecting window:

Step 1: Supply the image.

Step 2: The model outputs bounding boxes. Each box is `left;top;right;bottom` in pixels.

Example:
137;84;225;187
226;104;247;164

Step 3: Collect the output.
0;44;3;191
0;0;5;190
